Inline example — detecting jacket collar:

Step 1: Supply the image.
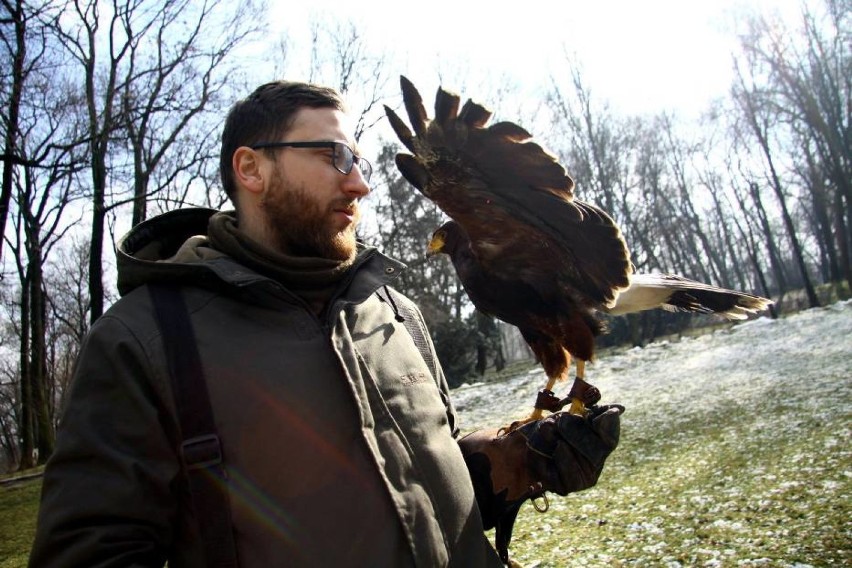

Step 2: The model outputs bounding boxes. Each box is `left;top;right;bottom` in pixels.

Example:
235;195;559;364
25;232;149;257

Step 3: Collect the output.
116;208;406;301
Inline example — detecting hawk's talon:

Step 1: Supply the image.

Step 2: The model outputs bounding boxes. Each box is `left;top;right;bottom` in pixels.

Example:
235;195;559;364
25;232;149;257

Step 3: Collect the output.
567;397;590;417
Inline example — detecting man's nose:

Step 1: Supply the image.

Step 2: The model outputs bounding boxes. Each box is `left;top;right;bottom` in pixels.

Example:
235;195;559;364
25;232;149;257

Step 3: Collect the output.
342;167;371;198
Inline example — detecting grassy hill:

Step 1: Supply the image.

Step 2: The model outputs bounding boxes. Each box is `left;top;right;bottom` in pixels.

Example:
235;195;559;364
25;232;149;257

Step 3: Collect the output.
0;478;40;567
2;302;850;567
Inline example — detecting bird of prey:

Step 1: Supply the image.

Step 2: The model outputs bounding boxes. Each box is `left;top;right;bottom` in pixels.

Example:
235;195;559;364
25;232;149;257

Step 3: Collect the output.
384;76;772;428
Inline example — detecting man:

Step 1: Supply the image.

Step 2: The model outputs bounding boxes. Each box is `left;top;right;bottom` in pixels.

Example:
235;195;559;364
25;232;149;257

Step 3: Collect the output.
29;81;621;567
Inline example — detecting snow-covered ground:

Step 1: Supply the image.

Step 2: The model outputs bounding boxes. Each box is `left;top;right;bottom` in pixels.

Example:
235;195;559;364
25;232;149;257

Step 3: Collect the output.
452;300;851;432
450;300;852;567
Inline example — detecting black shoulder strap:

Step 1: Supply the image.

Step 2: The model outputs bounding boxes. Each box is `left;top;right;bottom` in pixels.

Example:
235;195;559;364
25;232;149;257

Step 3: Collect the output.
148;284;239;568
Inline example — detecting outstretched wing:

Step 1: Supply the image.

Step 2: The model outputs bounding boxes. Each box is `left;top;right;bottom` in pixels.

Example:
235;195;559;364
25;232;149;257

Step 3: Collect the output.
384;76;632;307
608;273;774;320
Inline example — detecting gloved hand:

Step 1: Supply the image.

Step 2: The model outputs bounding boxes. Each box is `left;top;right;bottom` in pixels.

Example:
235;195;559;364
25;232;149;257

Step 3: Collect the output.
459;404;623;565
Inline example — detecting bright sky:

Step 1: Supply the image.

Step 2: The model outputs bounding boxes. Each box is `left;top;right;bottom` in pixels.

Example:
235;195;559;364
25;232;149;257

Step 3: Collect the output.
271;0;806;118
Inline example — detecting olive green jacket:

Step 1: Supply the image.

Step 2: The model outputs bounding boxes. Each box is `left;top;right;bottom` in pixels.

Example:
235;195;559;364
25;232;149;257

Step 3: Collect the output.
30;209;501;568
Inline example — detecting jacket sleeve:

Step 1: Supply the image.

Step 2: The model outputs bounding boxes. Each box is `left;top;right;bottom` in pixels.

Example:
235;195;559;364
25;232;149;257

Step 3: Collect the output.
29;314;181;568
432;350;461;439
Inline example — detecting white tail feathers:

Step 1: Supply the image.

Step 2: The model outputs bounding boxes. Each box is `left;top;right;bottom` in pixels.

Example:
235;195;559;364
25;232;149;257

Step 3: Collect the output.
606;273;772;320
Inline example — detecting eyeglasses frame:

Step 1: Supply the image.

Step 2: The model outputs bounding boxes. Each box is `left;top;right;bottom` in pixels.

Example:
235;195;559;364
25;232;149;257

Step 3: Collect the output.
249;140;372;182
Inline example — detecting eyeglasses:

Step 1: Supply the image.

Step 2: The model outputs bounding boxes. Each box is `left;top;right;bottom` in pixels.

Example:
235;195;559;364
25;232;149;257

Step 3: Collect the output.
250;141;373;182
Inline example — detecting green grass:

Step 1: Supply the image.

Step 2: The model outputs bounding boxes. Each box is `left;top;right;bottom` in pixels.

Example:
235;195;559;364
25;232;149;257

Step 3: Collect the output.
7;388;847;568
502;396;850;566
495;309;852;567
0;478;41;568
4;304;850;567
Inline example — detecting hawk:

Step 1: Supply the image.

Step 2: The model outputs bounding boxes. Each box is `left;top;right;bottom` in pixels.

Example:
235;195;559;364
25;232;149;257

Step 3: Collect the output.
385;76;772;428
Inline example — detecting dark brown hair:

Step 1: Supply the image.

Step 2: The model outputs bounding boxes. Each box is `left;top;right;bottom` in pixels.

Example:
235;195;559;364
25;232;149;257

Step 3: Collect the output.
219;81;346;201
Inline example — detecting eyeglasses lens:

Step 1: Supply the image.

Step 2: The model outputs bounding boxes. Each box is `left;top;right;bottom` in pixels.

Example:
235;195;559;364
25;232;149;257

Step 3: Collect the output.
357;158;373;182
333;143;353;176
334;143;372;182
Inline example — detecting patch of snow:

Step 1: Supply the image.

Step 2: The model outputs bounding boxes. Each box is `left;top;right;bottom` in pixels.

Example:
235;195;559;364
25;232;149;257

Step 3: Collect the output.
453;301;852;433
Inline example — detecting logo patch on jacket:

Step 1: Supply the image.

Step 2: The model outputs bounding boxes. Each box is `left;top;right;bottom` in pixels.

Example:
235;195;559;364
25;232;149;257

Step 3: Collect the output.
399;371;429;385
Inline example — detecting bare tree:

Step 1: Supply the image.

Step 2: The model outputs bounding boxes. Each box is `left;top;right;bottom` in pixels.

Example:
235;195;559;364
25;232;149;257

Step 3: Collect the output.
44;237;91;414
0;0;87;467
0;0;262;466
0;280;23;470
733;62;820;307
658;114;736;286
0;0;27;263
0;0;56;261
118;0;263;225
724;172;779;317
632;118;702;278
734;0;850;292
548;67;620;214
699;168;749;291
49;0;265;323
298;19;392;142
7;111;82;467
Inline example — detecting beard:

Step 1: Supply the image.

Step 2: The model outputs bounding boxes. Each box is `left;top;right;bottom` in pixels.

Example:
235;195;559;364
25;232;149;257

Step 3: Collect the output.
259;170;360;262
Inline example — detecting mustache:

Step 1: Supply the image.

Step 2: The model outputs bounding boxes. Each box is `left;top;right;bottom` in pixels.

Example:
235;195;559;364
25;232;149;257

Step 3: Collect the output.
331;199;359;216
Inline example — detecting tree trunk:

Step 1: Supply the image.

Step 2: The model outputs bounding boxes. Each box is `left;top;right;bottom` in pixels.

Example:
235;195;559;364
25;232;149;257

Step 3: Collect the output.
803;147;841;282
748;182;787;295
28;248;55;462
0;0;26;262
709;186;746;290
762;148;821;308
812;182;840;282
729;186;779;317
18;275;34;471
88;178;106;323
836;191;852;287
131;169;148;227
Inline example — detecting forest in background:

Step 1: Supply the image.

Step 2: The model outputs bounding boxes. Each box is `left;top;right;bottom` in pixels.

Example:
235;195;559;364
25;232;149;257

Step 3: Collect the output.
0;0;849;471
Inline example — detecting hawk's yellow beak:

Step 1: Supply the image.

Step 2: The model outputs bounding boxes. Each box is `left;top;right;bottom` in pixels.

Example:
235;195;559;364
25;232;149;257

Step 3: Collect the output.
426;232;446;257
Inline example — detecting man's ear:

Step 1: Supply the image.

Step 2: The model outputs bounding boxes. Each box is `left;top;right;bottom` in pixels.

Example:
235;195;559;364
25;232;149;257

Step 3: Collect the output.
232;147;266;196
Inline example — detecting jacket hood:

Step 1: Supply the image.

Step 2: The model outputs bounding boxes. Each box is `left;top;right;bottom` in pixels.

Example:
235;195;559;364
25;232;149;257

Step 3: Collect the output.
116;208;407;300
116;208;227;296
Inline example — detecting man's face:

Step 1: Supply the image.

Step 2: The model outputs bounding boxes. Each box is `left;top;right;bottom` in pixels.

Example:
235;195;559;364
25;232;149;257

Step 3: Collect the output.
259;107;370;261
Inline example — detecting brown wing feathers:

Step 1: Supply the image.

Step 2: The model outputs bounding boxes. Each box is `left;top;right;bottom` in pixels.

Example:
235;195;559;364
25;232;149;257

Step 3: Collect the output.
401;76;429;138
457;98;492;129
465;125;572;196
384;76;771;357
388;78;574;199
434;88;460;131
385;76;632;308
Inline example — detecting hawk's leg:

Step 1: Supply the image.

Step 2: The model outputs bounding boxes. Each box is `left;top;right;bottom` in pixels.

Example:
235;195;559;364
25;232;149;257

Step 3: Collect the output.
499;373;564;435
566;361;601;416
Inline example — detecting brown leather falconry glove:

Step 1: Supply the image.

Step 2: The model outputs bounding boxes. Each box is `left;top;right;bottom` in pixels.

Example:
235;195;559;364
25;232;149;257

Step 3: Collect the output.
459;404;623;565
